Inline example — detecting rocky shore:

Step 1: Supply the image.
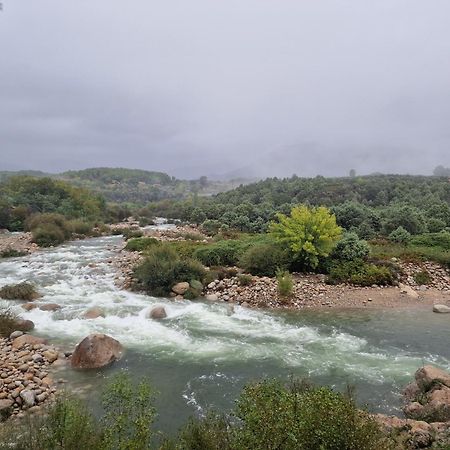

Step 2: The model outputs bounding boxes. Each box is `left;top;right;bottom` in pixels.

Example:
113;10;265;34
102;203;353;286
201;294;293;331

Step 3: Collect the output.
0;231;38;256
0;333;63;421
375;365;450;449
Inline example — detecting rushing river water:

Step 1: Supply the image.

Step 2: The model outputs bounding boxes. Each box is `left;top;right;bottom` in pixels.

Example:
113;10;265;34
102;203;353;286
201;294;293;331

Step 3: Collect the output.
1;234;449;434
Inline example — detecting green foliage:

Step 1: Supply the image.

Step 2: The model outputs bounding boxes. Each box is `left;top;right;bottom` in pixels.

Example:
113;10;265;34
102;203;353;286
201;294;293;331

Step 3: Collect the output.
411;231;450;250
237;274;253;286
0;248;27;258
25;213;74;247
0;282;39;301
327;260;395;286
101;373;155;450
125;237;159;252
276;269;294;296
413;270;432;285
0;308;27;337
68;219;94;235
167;240;206;259
388;226;411;244
331;232;370;262
269;205;342;270
238;243;290;277
121;228;144;240
193;239;248;267
0;176;105;231
174;380;389;450
134;245;206;296
234;380;388;450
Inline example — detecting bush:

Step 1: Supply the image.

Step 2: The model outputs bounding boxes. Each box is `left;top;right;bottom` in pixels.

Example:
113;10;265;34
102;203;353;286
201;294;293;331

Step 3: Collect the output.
389;226;411;244
238;243;290;277
101;373;155;450
237;274;253;286
269;205;342;270
331;232;370;262
68;219;93;236
276;269;294;296
413;270;432;285
167;240;206;259
174;380;389;450
134;246;205;296
411;231;450;250
122;228;143;240
327;260;395;286
0;282;39;301
0;308;26;337
193;240;247;267
125;237;159;252
0;248;27;258
32;223;67;247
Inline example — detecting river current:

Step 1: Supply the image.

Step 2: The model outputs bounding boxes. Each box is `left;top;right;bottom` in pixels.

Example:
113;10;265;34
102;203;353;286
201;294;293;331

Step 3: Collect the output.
1;234;449;433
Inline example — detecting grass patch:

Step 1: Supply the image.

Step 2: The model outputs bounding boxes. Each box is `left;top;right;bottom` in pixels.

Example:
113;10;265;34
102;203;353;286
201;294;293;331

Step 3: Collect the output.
125;237;159;252
0;282;39;301
0;249;27;258
0;308;26;337
413;270;432;285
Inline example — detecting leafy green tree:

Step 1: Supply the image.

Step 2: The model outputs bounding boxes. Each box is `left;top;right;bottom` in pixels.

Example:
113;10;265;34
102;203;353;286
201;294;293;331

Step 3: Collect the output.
331;232;370;262
269;206;342;269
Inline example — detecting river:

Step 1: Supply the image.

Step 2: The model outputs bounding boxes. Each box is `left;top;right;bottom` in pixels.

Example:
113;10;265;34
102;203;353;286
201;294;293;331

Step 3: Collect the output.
1;235;449;434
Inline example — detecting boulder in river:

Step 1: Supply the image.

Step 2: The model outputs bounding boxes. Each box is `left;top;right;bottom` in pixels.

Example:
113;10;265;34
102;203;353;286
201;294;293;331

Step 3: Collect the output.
39;303;61;312
17;319;35;331
83;307;105;319
71;333;123;369
433;304;450;313
146;306;167;319
172;282;189;295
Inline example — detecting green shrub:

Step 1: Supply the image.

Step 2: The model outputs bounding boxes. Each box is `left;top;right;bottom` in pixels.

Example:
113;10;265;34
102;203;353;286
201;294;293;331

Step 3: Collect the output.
331;232;370;262
125;237;160;252
167;240;206;259
101;373;155;450
0;248;27;258
32;223;67;247
269;205;342;270
276;269;294;296
237;274;253;286
174;380;389;450
413;270;432;285
389;226;411;244
327;260;395;286
193;240;247;266
0;282;39;301
134;246;205;296
411;231;450;250
238;243;290;277
122;228;143;240
181;232;205;241
68;219;93;236
0;308;27;337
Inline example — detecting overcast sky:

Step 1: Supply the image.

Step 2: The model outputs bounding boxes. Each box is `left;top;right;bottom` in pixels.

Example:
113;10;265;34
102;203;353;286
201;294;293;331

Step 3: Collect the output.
1;1;450;179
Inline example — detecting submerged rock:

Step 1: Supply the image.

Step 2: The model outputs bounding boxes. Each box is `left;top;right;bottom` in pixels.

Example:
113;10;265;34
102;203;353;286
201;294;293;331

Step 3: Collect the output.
83;307;105;319
433;304;450;313
71;333;123;369
147;306;167;319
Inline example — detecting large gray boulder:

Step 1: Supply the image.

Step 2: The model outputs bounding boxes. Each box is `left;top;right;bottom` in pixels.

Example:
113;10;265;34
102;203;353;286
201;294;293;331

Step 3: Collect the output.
71;333;123;369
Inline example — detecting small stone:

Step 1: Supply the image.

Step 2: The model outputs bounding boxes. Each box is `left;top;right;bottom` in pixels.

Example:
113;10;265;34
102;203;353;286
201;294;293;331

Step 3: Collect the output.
9;331;23;340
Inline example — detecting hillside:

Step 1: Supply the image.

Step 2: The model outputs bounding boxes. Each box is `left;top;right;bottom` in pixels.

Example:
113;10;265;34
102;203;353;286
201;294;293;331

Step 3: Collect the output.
0;168;250;204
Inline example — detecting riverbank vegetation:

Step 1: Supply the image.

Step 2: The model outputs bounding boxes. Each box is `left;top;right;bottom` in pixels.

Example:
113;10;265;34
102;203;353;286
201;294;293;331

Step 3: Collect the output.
0;374;392;450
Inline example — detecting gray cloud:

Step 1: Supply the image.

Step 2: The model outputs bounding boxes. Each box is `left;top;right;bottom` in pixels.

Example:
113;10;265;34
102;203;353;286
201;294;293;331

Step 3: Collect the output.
1;0;449;178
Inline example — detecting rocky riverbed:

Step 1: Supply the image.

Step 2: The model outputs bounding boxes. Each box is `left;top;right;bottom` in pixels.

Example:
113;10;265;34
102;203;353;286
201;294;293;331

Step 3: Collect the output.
0;231;38;256
0;333;64;421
